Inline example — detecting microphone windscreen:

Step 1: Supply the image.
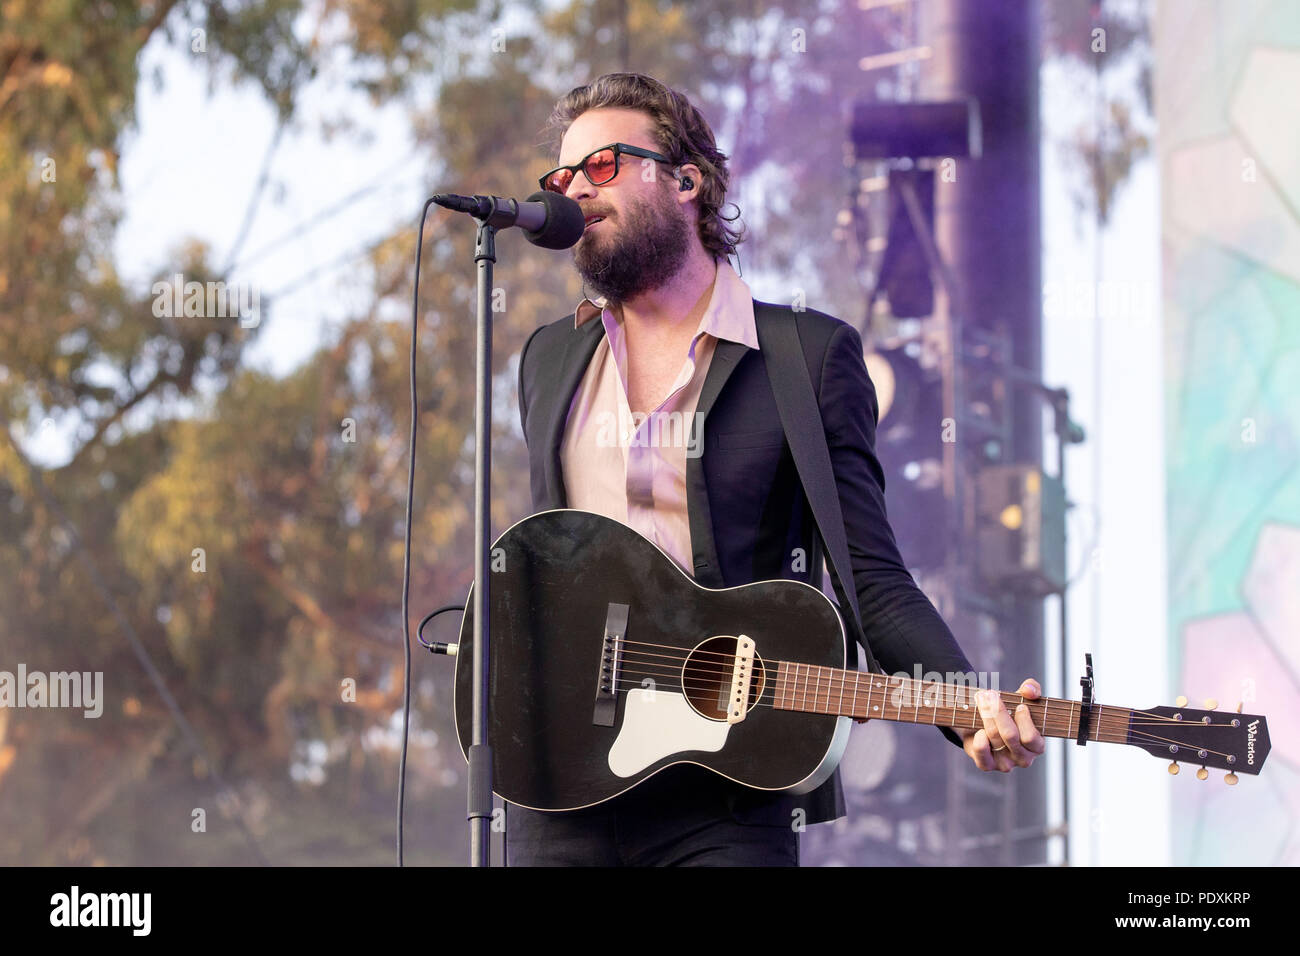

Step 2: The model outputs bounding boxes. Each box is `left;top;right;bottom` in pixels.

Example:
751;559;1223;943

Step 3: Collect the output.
522;191;586;250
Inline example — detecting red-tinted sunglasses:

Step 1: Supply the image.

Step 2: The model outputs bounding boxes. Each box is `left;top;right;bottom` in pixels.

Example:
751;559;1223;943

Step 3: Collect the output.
539;142;675;194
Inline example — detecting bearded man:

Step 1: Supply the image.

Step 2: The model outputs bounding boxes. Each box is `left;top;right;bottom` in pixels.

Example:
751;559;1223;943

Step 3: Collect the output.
508;72;1044;866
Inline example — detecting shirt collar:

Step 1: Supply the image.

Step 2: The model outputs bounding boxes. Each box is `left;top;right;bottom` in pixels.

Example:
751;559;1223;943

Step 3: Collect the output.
572;259;760;351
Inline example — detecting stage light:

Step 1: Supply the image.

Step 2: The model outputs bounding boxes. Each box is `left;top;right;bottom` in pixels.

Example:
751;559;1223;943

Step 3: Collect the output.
862;343;948;569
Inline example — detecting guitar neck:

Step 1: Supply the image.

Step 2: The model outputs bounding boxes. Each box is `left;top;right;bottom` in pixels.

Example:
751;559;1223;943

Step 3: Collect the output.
772;662;1128;744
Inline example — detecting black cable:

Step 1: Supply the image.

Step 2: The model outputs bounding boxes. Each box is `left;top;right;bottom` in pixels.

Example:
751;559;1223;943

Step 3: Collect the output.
397;198;438;867
417;604;465;652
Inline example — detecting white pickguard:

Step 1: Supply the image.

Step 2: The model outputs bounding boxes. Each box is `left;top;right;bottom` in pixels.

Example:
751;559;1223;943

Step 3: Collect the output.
608;688;730;777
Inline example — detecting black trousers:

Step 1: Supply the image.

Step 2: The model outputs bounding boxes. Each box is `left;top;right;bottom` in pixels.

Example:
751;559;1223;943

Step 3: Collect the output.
505;766;799;867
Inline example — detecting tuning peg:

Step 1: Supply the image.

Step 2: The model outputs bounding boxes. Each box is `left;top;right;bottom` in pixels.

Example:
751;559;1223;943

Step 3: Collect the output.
1197;768;1209;781
1167;762;1180;775
1225;773;1239;786
1175;695;1188;708
1236;702;1243;713
1204;698;1218;710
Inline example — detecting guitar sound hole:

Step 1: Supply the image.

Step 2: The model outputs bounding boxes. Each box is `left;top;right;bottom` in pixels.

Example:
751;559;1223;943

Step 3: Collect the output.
682;636;766;721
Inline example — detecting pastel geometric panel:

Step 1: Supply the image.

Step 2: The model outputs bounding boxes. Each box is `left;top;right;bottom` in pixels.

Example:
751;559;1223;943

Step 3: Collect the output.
1175;753;1300;866
1167;135;1300;284
1159;0;1300;866
1181;606;1299;770
1242;523;1300;679
1231;48;1300;213
1166;279;1300;620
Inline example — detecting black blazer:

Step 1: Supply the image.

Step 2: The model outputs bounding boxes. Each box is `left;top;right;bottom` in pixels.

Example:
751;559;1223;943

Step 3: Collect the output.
515;299;975;826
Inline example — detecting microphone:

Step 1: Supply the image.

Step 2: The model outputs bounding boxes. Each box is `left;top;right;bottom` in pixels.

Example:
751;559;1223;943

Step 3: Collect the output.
432;190;586;249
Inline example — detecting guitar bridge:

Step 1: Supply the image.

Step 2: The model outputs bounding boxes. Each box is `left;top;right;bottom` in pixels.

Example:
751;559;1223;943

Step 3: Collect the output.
593;603;628;727
726;635;756;724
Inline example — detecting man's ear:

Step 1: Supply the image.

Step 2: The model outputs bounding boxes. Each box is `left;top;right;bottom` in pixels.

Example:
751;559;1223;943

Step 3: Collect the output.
674;163;703;201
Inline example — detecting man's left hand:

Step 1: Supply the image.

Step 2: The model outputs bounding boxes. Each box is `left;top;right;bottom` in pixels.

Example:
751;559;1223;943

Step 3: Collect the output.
959;679;1046;773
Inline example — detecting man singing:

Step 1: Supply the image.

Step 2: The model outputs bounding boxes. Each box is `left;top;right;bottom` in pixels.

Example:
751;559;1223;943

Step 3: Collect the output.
509;72;1044;866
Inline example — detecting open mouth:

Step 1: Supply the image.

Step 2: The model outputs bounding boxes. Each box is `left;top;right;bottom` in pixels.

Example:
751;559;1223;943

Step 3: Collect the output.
583;215;607;231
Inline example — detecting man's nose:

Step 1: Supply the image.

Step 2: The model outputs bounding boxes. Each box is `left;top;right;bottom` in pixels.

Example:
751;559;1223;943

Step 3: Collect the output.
566;172;597;203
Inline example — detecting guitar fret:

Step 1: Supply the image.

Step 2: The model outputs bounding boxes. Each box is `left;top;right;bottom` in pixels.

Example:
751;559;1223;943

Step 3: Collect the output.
853;671;861;720
837;667;845;715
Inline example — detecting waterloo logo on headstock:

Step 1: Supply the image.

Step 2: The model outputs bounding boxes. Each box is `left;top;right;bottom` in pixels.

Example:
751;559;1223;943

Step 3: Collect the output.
1134;699;1271;783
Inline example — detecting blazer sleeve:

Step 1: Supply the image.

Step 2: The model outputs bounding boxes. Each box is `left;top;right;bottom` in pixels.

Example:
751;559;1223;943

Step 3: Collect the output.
817;321;976;749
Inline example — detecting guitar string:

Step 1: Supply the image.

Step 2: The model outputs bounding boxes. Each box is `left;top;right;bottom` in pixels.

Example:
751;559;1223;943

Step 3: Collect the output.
601;672;1242;760
604;666;1132;738
610;664;1239;754
600;636;1245;752
613;637;1248;727
605;667;1135;735
613;639;1190;723
611;652;1219;731
603;671;1242;759
608;644;1245;729
601;673;1156;747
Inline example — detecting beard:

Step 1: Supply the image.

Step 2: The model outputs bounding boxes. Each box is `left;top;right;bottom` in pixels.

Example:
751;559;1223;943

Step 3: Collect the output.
573;184;691;304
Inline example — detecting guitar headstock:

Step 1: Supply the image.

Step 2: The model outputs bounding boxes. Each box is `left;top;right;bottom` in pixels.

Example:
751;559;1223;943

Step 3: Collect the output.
1126;701;1270;782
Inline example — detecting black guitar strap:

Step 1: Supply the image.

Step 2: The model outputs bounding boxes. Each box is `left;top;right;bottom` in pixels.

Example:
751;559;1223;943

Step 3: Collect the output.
753;303;884;675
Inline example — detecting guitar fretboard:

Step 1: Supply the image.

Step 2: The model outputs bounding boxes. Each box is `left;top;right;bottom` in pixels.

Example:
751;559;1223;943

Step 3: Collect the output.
773;662;1132;744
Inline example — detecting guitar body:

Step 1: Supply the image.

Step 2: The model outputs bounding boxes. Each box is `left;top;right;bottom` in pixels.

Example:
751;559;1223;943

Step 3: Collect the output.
454;509;851;812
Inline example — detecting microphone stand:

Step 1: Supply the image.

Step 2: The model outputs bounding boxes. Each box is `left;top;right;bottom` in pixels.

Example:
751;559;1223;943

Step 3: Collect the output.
430;190;582;866
467;214;499;867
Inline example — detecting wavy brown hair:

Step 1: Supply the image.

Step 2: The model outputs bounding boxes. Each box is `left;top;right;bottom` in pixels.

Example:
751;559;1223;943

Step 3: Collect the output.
544;73;744;261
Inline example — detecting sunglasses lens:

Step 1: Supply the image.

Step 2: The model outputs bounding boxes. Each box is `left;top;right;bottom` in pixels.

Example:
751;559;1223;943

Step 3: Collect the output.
584;148;617;185
543;168;573;193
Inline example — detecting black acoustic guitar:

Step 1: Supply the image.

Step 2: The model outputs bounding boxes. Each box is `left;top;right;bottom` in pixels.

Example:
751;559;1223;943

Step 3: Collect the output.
454;509;1271;811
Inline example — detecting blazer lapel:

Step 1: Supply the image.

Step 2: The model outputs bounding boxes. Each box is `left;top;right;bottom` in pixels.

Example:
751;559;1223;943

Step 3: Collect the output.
540;319;606;507
686;337;750;586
